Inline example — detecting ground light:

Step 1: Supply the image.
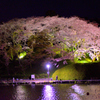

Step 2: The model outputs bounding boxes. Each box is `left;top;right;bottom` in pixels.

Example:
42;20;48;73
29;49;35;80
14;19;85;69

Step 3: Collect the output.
74;58;100;64
46;64;50;82
18;51;27;66
18;51;26;59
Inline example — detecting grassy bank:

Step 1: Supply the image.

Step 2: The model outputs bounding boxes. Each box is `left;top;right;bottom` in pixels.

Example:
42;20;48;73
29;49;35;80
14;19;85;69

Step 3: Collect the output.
52;62;100;80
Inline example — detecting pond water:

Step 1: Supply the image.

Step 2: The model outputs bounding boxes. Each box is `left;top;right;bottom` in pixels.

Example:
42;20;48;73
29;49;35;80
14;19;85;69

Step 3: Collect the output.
0;84;100;100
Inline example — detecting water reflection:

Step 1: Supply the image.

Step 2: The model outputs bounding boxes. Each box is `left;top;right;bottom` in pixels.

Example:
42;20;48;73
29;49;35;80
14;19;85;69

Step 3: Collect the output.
69;84;84;100
70;93;81;100
71;84;84;96
14;85;28;100
31;84;35;88
41;85;57;100
1;84;100;100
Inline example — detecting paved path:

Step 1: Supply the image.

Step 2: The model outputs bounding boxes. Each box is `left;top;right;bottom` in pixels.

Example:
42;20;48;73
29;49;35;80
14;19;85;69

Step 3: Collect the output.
15;78;52;84
1;79;100;85
0;78;52;84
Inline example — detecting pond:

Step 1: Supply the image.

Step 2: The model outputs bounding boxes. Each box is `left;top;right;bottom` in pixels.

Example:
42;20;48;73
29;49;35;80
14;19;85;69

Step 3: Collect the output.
0;84;100;100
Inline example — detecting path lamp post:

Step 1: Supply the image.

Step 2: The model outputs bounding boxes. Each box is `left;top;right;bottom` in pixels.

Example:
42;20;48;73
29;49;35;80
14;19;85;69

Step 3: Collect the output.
47;64;50;82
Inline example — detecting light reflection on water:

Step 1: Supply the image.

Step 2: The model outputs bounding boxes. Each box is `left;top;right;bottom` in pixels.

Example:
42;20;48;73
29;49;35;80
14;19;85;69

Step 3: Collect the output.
41;85;58;100
1;84;100;100
71;84;84;96
14;85;28;100
70;93;81;100
70;84;84;100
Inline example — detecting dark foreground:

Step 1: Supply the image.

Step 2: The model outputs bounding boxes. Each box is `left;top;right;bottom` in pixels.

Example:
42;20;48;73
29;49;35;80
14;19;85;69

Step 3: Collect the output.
1;84;100;100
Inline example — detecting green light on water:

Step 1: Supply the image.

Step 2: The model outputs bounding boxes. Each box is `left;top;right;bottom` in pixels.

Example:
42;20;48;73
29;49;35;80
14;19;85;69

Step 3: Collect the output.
18;51;26;59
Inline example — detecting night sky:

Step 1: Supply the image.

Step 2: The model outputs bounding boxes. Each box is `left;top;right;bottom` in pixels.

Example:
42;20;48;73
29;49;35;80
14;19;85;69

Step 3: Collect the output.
0;0;100;22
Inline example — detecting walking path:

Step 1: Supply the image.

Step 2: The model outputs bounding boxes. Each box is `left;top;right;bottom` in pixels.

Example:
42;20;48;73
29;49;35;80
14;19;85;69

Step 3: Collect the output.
1;78;100;85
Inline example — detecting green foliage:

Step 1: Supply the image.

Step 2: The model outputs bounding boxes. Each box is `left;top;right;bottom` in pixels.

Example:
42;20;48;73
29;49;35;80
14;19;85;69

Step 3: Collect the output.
27;30;52;53
35;73;48;79
69;46;76;52
52;48;61;55
85;53;90;58
74;58;92;64
52;62;100;80
64;37;66;40
54;54;62;58
27;35;36;47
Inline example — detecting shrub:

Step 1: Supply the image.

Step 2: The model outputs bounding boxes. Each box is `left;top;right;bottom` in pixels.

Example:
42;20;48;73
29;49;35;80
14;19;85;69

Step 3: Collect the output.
52;64;86;80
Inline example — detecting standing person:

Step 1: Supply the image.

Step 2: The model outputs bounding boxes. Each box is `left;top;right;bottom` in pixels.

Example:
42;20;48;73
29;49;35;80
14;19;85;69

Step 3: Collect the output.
13;77;15;83
56;75;58;80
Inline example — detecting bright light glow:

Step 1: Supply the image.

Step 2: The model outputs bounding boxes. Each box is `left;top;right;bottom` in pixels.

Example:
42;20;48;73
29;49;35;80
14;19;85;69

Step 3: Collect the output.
18;51;26;59
47;64;50;69
19;55;24;59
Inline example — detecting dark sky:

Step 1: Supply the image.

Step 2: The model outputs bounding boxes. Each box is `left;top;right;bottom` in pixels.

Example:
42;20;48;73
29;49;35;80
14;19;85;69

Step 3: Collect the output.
0;0;100;22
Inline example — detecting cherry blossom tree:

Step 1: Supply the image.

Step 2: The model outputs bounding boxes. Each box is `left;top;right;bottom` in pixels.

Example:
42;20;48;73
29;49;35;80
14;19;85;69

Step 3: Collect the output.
1;16;100;75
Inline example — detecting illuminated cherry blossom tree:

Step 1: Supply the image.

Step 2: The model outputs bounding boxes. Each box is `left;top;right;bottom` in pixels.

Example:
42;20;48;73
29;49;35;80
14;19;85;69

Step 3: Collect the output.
1;16;100;75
